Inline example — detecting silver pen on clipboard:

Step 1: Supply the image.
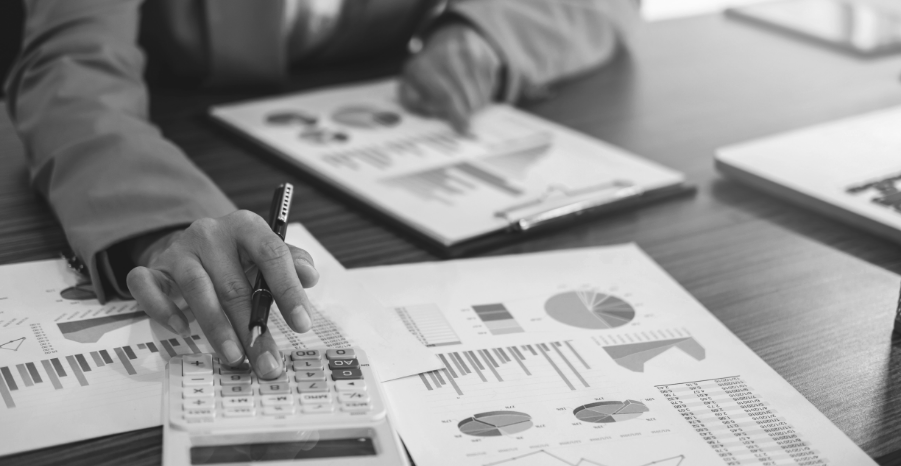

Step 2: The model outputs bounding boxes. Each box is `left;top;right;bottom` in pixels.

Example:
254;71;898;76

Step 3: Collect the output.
495;181;645;232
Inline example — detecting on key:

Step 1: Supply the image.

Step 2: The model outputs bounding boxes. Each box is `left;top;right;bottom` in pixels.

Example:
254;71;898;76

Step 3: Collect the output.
328;359;359;370
331;368;363;380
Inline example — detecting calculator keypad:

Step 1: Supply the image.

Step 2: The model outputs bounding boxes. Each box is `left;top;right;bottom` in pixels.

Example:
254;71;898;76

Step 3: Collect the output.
173;348;376;424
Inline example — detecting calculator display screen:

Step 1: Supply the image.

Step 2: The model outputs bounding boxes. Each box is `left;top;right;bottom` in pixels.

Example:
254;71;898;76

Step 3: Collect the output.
190;437;376;464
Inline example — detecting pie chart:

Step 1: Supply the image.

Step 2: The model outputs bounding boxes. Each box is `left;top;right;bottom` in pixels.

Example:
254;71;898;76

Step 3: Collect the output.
573;400;649;423
332;106;401;129
458;411;533;437
545;290;635;329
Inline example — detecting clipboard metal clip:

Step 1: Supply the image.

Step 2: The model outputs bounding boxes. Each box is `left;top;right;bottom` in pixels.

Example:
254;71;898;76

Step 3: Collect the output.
495;180;643;232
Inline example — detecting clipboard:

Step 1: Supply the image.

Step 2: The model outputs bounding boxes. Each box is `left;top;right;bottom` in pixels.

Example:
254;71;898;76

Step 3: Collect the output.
209;79;694;256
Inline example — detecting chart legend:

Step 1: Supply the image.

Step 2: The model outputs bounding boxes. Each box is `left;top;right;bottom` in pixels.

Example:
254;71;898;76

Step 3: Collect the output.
473;303;524;335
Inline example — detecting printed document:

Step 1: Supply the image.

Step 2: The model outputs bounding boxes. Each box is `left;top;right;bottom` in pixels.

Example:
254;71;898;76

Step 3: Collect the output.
211;80;687;247
350;246;875;466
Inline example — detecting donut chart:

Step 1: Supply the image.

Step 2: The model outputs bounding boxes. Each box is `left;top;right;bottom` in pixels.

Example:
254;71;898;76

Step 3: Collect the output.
332;106;401;129
573;400;649;423
545;290;635;329
458;411;533;437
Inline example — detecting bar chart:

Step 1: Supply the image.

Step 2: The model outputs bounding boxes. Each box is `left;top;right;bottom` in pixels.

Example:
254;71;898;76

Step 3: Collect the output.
417;340;590;396
0;334;206;409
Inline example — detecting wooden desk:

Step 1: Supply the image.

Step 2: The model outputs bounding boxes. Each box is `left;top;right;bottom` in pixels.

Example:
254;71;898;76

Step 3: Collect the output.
3;12;901;466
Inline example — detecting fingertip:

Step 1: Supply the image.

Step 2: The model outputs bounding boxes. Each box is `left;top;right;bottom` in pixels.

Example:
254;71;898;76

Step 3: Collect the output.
168;315;191;338
254;350;283;380
220;339;244;365
289;305;313;334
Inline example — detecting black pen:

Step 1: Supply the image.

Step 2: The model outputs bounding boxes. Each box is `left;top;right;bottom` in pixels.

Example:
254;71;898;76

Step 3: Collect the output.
249;183;294;347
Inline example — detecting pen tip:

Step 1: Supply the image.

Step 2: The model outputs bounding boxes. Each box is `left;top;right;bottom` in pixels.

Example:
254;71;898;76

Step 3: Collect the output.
250;326;260;347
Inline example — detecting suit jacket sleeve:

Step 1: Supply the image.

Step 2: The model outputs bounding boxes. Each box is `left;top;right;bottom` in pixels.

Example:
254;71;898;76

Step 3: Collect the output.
4;0;236;302
448;0;640;101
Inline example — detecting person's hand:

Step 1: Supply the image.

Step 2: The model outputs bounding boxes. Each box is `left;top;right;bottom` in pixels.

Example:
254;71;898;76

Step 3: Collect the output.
400;22;503;134
125;210;319;380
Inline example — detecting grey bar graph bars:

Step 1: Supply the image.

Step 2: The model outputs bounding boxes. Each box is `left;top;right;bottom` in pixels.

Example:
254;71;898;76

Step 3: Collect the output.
114;347;137;375
160;340;177;357
75;354;91;372
0;370;14;408
65;356;89;386
26;362;41;383
184;336;201;354
41;360;63;389
90;351;105;367
16;364;33;387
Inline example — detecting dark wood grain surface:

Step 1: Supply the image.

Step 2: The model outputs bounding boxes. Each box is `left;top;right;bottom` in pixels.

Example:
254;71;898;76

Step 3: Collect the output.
3;12;901;466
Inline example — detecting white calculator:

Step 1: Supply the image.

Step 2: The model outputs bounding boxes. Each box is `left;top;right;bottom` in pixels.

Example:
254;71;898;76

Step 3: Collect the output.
162;348;408;466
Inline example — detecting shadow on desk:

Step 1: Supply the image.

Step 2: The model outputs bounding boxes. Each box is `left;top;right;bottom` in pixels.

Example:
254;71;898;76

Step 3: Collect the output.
710;178;901;276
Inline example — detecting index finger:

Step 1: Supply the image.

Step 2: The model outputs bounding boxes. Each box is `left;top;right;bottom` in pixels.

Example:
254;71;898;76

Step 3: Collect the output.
231;213;314;334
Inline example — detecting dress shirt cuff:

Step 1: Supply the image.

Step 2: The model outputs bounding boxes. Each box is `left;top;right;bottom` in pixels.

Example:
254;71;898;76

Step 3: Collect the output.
84;199;236;303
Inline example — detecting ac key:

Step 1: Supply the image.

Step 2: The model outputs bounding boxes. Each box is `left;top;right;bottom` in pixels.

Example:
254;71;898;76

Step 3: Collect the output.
327;358;359;370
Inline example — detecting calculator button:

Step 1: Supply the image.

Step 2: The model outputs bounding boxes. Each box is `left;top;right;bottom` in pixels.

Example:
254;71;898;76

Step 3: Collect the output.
341;402;371;413
184;387;215;398
337;391;370;403
183;398;215;409
299;393;333;404
291;350;321;360
259;383;292;395
331;368;363;380
302;403;335;414
222;397;255;409
259;372;289;383
297;382;328;393
328;359;359;370
184;409;216;420
326;349;355;360
335;380;366;392
219;363;251;375
223;408;255;417
183;375;214;387
183;355;214;375
261;395;294;406
220;374;251;385
264;406;296;416
292;360;323;370
295;370;326;382
221;384;253;397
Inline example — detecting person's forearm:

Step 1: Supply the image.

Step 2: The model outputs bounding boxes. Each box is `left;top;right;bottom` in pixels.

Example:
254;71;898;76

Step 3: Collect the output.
448;0;640;101
5;0;235;301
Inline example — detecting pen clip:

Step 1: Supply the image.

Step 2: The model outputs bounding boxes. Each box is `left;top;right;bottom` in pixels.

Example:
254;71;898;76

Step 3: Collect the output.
276;183;293;224
494;180;642;232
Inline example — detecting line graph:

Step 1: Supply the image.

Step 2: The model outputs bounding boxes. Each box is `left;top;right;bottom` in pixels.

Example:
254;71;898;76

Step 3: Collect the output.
0;337;24;351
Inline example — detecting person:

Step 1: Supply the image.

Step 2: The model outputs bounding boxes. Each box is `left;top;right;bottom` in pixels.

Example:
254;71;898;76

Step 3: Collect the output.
5;0;639;379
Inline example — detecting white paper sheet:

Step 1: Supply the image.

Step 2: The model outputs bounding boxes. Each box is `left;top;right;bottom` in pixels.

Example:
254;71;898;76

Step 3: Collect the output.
210;80;685;246
0;223;438;456
349;245;875;466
